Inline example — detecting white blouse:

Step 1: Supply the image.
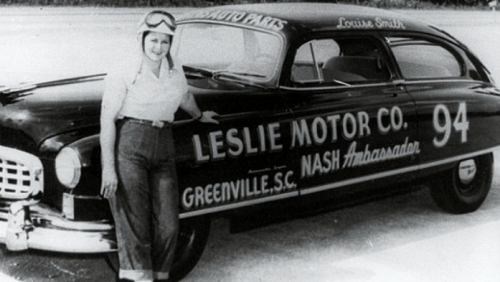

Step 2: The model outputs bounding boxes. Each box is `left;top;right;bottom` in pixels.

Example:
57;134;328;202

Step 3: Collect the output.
102;55;188;123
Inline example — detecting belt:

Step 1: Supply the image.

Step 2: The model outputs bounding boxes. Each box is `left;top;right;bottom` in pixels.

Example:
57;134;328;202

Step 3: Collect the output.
122;117;170;128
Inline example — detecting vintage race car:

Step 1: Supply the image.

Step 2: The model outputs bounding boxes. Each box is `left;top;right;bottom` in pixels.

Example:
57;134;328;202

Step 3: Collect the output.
1;3;499;281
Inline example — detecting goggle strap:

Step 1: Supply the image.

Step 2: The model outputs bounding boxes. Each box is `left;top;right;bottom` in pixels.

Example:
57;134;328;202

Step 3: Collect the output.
145;11;176;31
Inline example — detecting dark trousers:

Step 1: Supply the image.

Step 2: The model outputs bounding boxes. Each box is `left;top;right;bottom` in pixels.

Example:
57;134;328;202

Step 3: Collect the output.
109;119;179;281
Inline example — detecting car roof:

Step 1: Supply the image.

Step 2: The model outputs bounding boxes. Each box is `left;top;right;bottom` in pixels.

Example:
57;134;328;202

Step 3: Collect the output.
177;3;456;42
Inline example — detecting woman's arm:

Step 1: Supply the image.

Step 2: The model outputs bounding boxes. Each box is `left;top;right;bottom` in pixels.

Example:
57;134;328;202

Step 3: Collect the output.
100;73;127;198
179;91;219;124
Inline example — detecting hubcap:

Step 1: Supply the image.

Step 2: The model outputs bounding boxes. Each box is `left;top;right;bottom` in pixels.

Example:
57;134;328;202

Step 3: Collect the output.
458;159;476;185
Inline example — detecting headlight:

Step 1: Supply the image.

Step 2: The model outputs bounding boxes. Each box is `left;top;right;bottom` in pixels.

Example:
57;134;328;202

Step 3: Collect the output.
55;147;82;189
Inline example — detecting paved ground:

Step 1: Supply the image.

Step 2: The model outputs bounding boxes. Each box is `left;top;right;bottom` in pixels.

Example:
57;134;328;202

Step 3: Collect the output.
0;7;499;282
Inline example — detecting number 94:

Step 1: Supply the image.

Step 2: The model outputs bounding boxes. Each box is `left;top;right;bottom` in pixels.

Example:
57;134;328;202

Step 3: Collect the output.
432;102;469;148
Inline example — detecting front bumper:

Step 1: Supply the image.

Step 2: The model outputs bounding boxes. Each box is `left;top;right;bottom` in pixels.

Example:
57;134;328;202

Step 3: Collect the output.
0;200;116;253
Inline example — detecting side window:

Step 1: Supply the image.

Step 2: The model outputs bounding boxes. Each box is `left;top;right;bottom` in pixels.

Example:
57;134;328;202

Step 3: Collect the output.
463;53;484;81
388;37;461;79
291;37;391;85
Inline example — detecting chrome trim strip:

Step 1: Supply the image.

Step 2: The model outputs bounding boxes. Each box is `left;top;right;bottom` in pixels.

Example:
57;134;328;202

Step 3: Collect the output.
301;146;500;196
179;191;299;219
418;146;500;170
301;164;420;196
179;146;499;218
400;78;481;85
45;218;113;231
62;194;103;200
279;78;483;92
279;81;395;91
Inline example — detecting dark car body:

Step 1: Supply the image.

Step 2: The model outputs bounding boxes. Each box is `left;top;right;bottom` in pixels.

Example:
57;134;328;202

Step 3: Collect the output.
0;3;499;280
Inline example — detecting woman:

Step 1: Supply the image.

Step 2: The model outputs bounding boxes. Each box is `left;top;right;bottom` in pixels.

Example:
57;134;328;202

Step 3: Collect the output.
100;10;218;282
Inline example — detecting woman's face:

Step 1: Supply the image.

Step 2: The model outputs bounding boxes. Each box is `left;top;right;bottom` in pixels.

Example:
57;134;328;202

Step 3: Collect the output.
143;32;171;62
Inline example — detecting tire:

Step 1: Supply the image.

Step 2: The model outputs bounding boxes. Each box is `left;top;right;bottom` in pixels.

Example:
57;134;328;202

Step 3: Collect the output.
429;153;493;214
169;216;211;281
106;216;211;282
460;0;477;5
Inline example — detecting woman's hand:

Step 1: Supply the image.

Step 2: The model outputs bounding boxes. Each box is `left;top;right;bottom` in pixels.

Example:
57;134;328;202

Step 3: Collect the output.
198;111;219;124
101;166;118;199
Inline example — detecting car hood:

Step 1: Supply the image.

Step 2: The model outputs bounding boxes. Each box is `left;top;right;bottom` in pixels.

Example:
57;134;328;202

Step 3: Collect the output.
0;73;266;153
0;74;106;151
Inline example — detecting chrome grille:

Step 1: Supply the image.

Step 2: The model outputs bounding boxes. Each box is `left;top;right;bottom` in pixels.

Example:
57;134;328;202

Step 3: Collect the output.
0;159;31;196
0;146;43;200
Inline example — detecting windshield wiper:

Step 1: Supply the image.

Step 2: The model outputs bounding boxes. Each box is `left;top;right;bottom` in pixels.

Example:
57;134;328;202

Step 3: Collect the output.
183;65;214;78
213;72;269;89
183;65;269;89
331;79;351;87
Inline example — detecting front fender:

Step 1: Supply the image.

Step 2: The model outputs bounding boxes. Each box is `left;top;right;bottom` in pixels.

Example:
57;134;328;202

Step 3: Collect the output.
66;134;101;168
61;135;102;199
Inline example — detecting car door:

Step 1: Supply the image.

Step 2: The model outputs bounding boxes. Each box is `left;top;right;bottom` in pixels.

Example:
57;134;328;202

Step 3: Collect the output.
173;87;297;217
279;34;420;197
386;35;500;169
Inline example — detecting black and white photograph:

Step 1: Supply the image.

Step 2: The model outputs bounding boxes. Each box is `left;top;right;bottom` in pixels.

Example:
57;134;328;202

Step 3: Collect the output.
0;0;499;281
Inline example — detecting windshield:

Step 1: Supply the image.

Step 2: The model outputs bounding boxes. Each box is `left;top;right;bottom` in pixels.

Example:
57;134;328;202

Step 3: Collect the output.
172;23;282;82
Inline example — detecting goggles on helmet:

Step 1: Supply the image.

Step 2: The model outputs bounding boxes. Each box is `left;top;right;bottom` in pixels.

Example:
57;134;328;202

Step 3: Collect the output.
138;10;176;35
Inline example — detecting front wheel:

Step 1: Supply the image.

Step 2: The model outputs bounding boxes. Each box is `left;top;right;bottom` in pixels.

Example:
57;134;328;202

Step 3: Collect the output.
170;216;211;281
429;153;493;214
106;216;211;282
